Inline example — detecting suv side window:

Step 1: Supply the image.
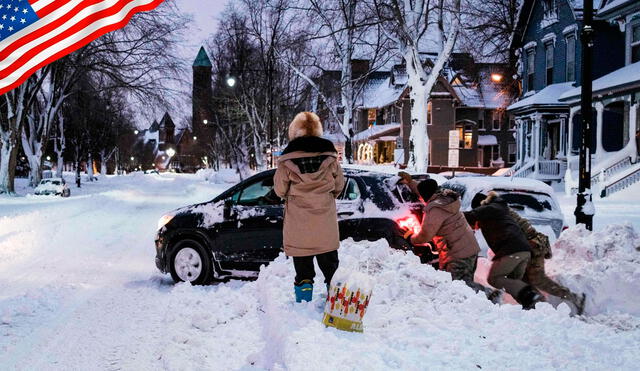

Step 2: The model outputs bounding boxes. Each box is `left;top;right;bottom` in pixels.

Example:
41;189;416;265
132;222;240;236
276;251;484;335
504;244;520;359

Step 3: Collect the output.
338;178;361;201
233;177;281;206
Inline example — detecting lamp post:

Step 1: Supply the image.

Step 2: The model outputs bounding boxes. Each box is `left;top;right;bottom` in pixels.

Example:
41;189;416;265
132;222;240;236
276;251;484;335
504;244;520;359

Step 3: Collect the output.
574;0;594;230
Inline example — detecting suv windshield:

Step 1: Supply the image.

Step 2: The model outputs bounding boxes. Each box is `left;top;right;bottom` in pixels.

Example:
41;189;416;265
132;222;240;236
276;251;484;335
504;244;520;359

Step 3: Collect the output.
496;191;554;212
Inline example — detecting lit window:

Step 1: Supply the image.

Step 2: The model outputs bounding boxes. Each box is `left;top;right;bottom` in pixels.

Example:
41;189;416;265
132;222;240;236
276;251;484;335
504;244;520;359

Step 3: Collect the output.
464;131;473;149
457;123;474;149
491;73;503;82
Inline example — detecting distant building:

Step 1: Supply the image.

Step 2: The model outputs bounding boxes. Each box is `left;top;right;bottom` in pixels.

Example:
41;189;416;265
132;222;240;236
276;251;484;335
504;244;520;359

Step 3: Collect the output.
315;55;515;170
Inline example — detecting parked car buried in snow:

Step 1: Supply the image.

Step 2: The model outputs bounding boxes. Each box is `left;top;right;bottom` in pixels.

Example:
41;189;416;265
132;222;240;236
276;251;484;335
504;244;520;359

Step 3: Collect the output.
154;169;434;284
441;177;566;241
34;178;70;197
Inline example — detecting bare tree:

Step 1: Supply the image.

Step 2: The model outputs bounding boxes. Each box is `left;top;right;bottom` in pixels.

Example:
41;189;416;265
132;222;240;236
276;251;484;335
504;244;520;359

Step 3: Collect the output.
374;0;462;172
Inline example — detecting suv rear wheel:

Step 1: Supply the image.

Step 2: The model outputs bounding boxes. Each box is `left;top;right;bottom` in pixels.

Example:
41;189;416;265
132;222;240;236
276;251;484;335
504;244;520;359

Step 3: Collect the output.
169;239;212;285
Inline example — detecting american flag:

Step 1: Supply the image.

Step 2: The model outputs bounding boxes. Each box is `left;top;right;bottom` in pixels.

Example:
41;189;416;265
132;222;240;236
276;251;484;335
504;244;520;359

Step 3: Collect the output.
0;0;165;95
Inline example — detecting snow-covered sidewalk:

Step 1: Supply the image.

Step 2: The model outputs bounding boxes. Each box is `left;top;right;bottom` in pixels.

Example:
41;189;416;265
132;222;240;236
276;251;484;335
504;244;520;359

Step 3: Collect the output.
1;173;639;370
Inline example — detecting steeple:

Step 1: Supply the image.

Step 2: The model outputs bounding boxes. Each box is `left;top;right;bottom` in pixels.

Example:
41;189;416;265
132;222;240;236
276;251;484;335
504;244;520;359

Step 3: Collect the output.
193;46;212;67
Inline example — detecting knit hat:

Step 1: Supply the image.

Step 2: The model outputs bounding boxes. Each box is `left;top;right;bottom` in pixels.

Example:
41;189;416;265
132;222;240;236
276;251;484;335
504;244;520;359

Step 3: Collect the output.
417;179;439;201
471;192;487;209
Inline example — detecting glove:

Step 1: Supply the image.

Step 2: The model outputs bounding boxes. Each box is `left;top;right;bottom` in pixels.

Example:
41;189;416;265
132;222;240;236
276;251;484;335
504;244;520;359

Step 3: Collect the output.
397;171;412;185
402;230;414;248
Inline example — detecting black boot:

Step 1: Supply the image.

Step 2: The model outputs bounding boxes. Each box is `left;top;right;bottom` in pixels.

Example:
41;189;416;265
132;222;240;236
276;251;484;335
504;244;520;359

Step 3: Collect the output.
517;286;543;310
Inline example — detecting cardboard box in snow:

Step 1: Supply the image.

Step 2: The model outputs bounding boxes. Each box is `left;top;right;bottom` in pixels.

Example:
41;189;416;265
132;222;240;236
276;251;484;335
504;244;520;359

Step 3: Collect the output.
322;269;373;333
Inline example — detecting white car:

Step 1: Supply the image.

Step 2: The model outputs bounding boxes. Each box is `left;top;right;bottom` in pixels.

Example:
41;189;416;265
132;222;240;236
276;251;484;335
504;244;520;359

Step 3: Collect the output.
441;177;565;240
34;178;71;197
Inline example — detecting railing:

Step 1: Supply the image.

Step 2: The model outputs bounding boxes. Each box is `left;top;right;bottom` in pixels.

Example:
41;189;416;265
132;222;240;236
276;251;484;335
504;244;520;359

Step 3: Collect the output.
503;163;521;177
603;156;633;180
538;160;565;177
601;167;640;197
513;162;534;178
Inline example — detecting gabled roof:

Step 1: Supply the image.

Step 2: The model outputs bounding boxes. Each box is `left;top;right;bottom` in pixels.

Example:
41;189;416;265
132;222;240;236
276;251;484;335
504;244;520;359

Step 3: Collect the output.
158;112;175;129
193;46;212;67
597;0;640;18
149;120;159;132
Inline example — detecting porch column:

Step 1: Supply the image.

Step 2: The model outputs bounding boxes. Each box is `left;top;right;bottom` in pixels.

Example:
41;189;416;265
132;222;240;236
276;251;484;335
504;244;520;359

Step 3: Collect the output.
533;114;541;176
595;101;605;160
516;119;523;164
630;102;638;162
559;114;568;157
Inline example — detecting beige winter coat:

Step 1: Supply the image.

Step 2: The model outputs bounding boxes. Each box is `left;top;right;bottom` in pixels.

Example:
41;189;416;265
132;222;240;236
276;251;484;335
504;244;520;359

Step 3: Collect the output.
274;151;345;257
411;189;481;267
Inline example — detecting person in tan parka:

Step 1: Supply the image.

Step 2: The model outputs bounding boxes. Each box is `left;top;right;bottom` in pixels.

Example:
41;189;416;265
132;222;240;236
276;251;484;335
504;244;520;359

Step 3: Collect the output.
274;112;345;302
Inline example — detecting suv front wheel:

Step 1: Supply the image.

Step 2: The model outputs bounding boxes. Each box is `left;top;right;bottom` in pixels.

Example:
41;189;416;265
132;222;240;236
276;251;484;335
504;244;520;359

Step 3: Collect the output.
169;239;213;285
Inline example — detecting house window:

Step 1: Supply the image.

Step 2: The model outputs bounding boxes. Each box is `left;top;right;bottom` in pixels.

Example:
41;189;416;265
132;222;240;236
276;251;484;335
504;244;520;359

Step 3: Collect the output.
491;145;500;161
631;23;640;64
566;35;576;81
527;51;535;91
492;111;501;130
456;123;474;149
542;0;557;25
508;143;517;163
478;119;485;130
545;43;554;86
509;119;516;130
427;101;433;125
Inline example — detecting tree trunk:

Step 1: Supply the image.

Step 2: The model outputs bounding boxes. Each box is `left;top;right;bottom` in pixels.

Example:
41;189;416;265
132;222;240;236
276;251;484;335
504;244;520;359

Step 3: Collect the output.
100;149;108;175
87;152;94;181
0;128;20;194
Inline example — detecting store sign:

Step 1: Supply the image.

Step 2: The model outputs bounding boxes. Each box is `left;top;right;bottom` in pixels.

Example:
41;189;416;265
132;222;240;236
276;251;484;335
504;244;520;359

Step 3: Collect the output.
448;130;460;149
448;149;460;168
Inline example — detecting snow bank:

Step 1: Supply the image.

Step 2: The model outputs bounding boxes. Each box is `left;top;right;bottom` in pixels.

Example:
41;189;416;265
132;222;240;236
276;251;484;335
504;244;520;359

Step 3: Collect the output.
195;168;248;184
150;239;640;370
549;223;640;317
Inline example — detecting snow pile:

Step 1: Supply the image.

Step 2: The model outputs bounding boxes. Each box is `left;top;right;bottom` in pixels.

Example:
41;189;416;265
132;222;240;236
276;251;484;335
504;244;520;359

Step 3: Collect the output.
195;168;244;184
151;239;640;369
549;223;640;316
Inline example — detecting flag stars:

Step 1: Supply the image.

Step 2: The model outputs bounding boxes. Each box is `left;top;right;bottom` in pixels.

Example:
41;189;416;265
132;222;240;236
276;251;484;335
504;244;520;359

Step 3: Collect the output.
0;24;3;30
20;18;25;24
14;6;19;12
22;8;28;14
8;26;13;31
10;15;15;21
2;15;6;20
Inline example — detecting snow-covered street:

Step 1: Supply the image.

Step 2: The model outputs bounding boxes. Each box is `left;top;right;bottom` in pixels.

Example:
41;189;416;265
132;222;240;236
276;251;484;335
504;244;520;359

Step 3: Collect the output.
1;173;639;370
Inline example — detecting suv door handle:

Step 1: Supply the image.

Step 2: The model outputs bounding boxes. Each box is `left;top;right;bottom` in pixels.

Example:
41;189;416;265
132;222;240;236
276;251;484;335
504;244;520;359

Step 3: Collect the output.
266;217;279;223
338;211;354;217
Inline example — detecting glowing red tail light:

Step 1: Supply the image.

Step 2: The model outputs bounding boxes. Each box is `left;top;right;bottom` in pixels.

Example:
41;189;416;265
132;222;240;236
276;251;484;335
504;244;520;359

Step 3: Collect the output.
397;215;421;235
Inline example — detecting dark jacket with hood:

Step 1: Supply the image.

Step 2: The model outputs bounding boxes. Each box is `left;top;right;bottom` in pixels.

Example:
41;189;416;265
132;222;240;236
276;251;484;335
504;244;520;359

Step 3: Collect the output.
464;192;531;260
411;189;480;266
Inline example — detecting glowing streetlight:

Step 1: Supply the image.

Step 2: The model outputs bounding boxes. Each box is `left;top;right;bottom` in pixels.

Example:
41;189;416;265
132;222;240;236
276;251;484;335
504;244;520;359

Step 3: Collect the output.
46;156;51;161
491;73;503;82
226;76;236;87
130;156;135;161
166;148;176;157
134;129;139;135
193;136;197;141
203;119;208;125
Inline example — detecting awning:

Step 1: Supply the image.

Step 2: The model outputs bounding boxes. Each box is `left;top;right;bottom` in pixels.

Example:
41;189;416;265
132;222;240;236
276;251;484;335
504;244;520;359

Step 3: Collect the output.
353;124;401;141
478;135;497;146
376;136;398;142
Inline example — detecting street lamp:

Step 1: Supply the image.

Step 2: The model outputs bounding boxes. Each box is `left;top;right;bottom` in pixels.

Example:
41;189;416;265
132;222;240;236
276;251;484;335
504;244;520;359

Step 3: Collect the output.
166;148;176;157
203;119;208;125
46;156;51;161
130;156;135;161
193;136;197;141
226;76;236;88
134;129;139;135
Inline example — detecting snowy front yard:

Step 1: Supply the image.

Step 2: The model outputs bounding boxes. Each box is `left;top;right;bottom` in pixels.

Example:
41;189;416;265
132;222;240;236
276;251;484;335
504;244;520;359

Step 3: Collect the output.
1;173;639;370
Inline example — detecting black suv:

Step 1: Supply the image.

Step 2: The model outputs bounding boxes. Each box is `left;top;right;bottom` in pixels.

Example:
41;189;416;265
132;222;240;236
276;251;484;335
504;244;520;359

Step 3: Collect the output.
155;168;433;284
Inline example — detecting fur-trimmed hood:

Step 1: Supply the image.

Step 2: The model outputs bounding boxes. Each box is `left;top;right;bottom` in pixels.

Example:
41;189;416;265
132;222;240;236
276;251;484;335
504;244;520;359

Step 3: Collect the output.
288;111;323;140
481;191;505;206
281;136;337;156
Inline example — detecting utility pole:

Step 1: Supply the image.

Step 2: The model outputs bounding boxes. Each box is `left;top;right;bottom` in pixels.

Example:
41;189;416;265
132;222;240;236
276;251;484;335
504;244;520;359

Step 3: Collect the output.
575;0;594;230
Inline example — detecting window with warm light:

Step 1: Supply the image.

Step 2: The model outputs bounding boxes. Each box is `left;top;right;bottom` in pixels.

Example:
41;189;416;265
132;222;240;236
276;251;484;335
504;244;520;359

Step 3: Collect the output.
491;73;503;82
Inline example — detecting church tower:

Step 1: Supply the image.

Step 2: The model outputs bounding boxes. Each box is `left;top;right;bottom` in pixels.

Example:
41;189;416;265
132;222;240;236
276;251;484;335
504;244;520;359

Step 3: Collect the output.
192;46;213;139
